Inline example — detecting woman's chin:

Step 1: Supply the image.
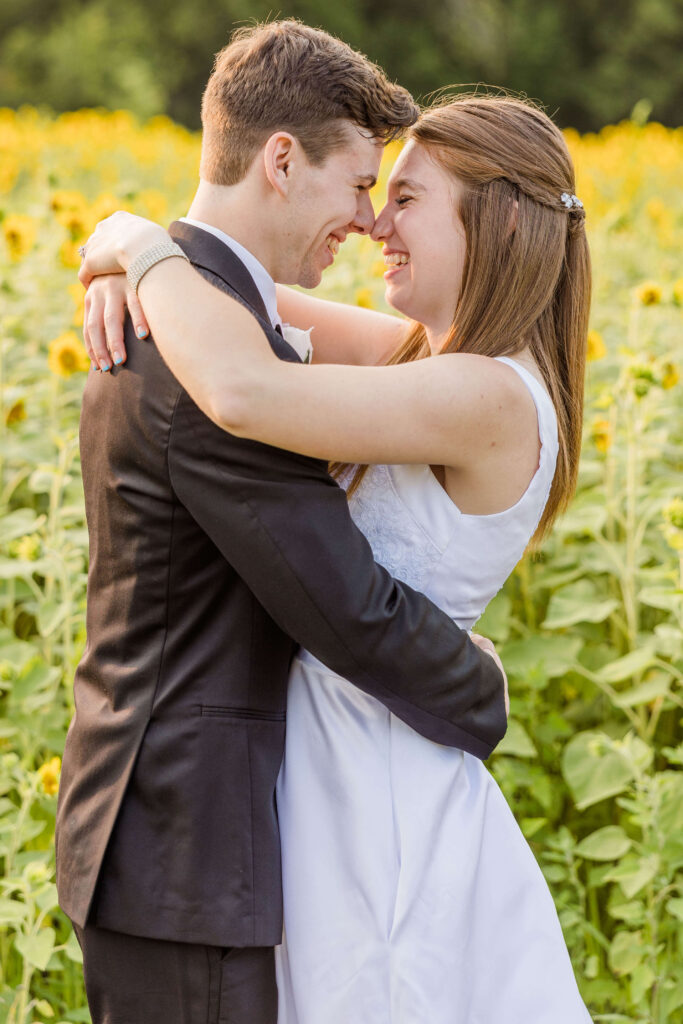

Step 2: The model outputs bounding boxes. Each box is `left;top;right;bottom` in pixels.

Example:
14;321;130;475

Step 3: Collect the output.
383;284;417;321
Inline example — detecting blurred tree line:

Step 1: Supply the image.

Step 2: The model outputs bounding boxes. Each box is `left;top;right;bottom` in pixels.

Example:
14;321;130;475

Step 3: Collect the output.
1;0;681;130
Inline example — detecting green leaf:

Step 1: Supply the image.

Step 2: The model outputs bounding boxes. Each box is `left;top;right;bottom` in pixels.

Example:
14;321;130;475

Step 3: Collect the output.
543;580;618;629
521;817;547;838
64;927;83;964
12;660;61;703
0;897;28;925
639;587;683;613
630;963;656;1005
474;593;511;642
0;509;41;544
556;500;608;537
608;929;644;975
500;635;583;679
37;600;68;637
34;999;55;1018
15;927;56;971
496;718;537;758
658;772;683;836
608;900;645;925
597;645;657;683
0;636;35;670
562;731;635;809
35;883;59;914
63;1007;92;1022
612;673;671;706
662;743;683;765
604;853;660;899
666;897;683;922
584;954;599;979
0;557;51;580
575;825;632;861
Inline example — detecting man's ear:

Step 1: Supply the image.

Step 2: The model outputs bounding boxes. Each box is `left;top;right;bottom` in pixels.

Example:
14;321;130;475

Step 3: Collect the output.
262;132;298;198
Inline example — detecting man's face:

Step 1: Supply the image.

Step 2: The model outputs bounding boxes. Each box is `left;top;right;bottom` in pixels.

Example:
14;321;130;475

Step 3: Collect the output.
279;124;384;288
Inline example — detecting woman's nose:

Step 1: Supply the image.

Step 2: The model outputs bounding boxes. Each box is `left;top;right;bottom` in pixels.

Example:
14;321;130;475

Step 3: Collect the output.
370;206;391;242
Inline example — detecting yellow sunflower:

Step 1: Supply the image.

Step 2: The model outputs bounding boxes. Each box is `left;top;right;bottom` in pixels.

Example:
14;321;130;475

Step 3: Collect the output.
48;331;90;377
635;281;662;306
3;214;37;262
586;330;607;361
38;756;62;796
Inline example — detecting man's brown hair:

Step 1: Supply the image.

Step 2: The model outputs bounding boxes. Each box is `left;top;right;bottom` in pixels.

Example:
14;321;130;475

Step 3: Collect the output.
200;20;419;185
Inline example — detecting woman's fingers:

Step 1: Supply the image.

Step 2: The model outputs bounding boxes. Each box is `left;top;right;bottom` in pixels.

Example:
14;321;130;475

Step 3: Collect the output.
85;283;113;372
104;290;127;366
82;291;97;370
82;274;143;370
126;289;150;342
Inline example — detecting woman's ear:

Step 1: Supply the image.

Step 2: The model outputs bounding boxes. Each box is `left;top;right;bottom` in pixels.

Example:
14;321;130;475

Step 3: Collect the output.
262;132;297;198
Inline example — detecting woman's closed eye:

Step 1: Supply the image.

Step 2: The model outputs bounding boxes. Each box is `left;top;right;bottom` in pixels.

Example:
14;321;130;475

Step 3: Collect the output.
395;196;413;207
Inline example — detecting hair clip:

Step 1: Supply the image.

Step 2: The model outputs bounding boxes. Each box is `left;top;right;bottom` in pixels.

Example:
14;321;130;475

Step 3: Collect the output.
560;192;583;211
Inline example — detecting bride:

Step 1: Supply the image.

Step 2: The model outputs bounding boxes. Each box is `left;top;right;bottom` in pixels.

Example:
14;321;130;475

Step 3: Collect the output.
79;94;592;1022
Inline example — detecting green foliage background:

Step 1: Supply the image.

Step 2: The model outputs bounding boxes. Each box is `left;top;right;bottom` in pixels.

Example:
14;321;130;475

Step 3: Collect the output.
1;0;683;131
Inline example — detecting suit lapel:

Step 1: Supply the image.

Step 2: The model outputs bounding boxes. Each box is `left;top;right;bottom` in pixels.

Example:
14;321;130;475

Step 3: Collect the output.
169;220;272;325
168;220;302;365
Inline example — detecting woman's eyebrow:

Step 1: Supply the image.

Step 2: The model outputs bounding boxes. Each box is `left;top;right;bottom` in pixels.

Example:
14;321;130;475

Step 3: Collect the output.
390;177;425;191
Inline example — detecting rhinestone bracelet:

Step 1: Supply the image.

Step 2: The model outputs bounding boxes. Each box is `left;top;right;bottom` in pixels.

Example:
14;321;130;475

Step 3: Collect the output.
126;241;190;295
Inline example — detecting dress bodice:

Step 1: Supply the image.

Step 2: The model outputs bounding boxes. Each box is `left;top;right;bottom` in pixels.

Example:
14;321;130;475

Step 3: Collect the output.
344;357;559;631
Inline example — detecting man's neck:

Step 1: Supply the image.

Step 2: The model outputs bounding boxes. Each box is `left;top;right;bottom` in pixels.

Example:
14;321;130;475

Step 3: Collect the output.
187;181;278;279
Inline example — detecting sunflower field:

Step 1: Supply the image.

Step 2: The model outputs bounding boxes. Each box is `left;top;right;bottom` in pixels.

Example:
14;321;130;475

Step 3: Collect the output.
0;107;681;1023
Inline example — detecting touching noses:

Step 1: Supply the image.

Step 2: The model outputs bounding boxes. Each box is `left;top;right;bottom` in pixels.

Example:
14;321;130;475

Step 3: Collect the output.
370;203;393;243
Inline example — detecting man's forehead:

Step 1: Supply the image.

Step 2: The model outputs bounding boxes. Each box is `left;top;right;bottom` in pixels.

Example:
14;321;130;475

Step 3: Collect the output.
336;123;384;158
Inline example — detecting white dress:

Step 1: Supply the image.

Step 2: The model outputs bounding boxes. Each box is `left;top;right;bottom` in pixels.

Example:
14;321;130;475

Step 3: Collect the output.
275;357;592;1024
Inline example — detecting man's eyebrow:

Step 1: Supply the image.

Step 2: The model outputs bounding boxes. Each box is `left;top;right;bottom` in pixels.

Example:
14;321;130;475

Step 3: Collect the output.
391;177;425;191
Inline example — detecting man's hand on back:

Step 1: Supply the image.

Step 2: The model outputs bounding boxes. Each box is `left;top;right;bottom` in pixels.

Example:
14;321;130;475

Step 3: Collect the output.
470;634;509;717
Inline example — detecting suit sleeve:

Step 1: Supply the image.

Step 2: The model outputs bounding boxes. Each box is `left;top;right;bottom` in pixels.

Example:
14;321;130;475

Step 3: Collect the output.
167;390;507;759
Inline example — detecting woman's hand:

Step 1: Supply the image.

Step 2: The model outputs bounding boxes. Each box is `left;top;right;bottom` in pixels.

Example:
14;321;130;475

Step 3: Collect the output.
83;274;151;371
78;211;170;288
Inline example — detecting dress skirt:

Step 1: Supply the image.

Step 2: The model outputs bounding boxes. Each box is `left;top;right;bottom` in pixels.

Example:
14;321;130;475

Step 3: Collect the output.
275;650;592;1024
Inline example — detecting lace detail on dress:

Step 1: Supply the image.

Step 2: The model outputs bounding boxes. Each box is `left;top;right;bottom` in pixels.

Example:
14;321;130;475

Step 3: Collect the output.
346;464;444;591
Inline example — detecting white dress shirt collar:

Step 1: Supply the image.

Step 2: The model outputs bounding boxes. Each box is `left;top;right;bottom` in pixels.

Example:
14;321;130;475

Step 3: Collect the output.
179;217;281;328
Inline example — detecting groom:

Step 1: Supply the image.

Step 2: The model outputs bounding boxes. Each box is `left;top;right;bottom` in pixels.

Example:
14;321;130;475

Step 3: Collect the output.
57;20;508;1024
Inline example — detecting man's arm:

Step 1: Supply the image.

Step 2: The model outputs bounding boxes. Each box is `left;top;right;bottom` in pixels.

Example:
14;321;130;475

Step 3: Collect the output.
168;387;507;759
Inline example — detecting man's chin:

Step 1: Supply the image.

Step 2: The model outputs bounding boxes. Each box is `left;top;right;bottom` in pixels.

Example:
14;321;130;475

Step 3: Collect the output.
297;266;324;290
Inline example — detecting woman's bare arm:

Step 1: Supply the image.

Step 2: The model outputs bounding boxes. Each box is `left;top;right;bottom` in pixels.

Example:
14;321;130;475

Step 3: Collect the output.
79;214;538;481
132;258;536;475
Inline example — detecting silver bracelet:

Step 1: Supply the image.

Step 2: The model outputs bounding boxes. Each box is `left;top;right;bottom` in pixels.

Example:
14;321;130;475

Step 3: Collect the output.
126;241;190;294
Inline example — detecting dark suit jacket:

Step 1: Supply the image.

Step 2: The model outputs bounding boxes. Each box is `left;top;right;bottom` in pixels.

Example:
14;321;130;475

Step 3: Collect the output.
55;221;507;948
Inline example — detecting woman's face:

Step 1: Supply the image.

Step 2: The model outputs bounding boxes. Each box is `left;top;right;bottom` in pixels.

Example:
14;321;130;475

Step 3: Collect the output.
371;140;467;348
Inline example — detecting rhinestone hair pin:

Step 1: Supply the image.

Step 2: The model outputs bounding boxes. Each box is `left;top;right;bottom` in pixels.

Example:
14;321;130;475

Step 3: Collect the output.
560;192;583;210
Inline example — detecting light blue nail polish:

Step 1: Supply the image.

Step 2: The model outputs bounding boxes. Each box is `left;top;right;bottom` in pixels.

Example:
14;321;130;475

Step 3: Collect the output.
101;363;111;372
114;356;123;365
137;326;148;339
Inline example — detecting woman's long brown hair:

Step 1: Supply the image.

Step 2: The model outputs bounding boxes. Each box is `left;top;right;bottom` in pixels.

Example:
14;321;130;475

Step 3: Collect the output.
331;93;592;543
